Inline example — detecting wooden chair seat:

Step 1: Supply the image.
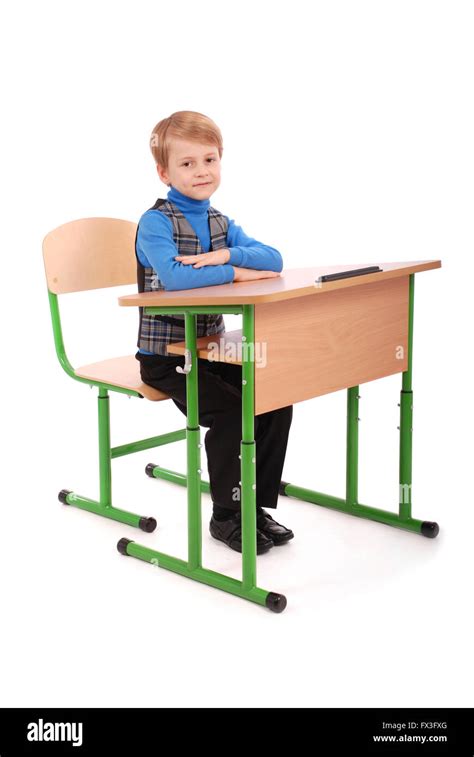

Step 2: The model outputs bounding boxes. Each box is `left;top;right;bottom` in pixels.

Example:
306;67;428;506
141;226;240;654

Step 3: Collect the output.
75;355;169;401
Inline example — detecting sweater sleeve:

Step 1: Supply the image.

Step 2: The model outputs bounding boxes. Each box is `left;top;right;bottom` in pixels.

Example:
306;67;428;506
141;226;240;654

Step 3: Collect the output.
225;217;283;271
136;210;235;291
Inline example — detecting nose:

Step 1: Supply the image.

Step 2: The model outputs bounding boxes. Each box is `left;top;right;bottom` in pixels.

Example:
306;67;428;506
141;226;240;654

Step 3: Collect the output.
197;159;213;174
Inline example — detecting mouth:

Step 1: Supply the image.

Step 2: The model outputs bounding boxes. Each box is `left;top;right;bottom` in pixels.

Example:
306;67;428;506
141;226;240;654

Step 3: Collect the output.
194;182;211;187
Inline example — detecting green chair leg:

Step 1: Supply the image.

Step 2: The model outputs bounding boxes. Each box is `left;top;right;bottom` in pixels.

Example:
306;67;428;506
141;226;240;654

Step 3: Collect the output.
58;387;157;531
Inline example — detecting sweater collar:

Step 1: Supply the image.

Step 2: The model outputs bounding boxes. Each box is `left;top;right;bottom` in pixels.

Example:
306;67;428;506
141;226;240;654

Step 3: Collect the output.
167;184;210;213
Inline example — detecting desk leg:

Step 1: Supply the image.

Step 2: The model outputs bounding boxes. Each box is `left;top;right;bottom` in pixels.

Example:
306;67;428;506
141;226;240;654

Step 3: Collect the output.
241;305;257;592
184;314;202;570
399;274;414;523
346;386;360;508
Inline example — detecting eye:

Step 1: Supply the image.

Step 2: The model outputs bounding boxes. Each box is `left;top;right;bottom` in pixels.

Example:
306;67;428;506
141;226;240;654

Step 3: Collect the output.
182;158;216;167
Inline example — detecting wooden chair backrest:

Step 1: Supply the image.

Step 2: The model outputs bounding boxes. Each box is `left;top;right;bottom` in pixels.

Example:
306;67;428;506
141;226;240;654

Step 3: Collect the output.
43;217;138;294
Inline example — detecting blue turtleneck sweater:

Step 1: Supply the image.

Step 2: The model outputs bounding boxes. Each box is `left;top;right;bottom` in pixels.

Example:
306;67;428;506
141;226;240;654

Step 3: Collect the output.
136;185;283;288
136;185;283;354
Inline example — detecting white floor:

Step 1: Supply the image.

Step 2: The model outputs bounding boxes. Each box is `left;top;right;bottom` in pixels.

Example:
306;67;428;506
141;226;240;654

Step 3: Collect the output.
2;364;471;709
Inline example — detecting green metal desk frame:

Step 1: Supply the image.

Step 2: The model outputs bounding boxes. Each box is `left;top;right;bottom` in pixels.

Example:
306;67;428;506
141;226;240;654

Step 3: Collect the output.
114;273;439;613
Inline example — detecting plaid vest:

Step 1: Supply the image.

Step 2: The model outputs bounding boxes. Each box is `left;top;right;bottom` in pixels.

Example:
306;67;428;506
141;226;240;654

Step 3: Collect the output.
136;198;228;355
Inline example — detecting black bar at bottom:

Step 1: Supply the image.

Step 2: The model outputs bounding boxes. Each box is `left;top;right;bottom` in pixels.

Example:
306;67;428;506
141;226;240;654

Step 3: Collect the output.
0;707;470;754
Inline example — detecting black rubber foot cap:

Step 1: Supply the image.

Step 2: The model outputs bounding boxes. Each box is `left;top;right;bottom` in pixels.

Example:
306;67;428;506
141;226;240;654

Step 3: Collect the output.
265;592;287;613
279;480;289;496
58;489;72;505
139;516;157;533
421;521;439;538
145;463;156;478
117;538;133;555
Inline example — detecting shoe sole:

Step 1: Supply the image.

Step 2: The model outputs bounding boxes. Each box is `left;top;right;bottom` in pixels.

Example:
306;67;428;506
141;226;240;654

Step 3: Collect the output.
271;533;295;546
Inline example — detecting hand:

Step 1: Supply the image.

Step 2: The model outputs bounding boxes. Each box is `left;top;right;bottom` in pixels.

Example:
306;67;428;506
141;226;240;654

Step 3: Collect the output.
232;267;281;282
175;249;230;268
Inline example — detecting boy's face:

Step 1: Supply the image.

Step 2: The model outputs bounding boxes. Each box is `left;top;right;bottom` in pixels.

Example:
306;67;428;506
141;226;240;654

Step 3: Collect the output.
157;137;221;200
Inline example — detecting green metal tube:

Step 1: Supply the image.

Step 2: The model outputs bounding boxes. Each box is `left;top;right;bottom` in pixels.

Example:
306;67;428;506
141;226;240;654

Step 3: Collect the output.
346;386;359;507
241;305;257;591
147;465;211;494
284;485;349;511
144;306;243;316
111;429;186;458
399;274;415;520
352;504;422;534
48;290;77;379
98;388;112;507
281;483;424;534
124;541;269;607
399;392;413;520
63;492;143;528
185;313;202;570
48;290;141;397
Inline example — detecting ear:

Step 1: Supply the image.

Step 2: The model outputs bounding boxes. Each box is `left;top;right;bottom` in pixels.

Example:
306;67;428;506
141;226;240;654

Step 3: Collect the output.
157;163;170;186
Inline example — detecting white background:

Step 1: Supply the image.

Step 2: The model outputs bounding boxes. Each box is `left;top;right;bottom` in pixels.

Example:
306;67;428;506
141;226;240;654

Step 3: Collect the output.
1;0;473;708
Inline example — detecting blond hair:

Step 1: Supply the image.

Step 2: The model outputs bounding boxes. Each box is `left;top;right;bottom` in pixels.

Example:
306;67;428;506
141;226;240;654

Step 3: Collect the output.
149;110;223;169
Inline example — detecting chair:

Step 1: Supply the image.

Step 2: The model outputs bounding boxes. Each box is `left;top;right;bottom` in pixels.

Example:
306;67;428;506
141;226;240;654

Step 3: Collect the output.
42;217;188;532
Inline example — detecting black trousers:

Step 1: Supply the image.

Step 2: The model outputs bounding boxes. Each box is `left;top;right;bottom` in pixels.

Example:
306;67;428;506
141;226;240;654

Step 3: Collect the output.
136;351;293;512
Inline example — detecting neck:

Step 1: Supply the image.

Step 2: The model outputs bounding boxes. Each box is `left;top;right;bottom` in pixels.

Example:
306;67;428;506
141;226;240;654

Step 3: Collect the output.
168;184;210;211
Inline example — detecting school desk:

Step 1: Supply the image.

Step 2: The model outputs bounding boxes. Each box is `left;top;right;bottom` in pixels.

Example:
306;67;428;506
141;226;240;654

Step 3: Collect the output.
116;260;441;612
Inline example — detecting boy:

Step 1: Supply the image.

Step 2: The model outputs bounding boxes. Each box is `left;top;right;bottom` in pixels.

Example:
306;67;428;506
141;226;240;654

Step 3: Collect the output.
135;110;293;554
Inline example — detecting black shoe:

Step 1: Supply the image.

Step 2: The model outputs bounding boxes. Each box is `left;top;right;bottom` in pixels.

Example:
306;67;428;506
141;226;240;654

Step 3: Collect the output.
209;512;274;555
256;508;294;545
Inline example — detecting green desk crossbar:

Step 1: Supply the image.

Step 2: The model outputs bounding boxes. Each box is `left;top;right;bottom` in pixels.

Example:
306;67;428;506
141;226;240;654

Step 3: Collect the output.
115;274;438;613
